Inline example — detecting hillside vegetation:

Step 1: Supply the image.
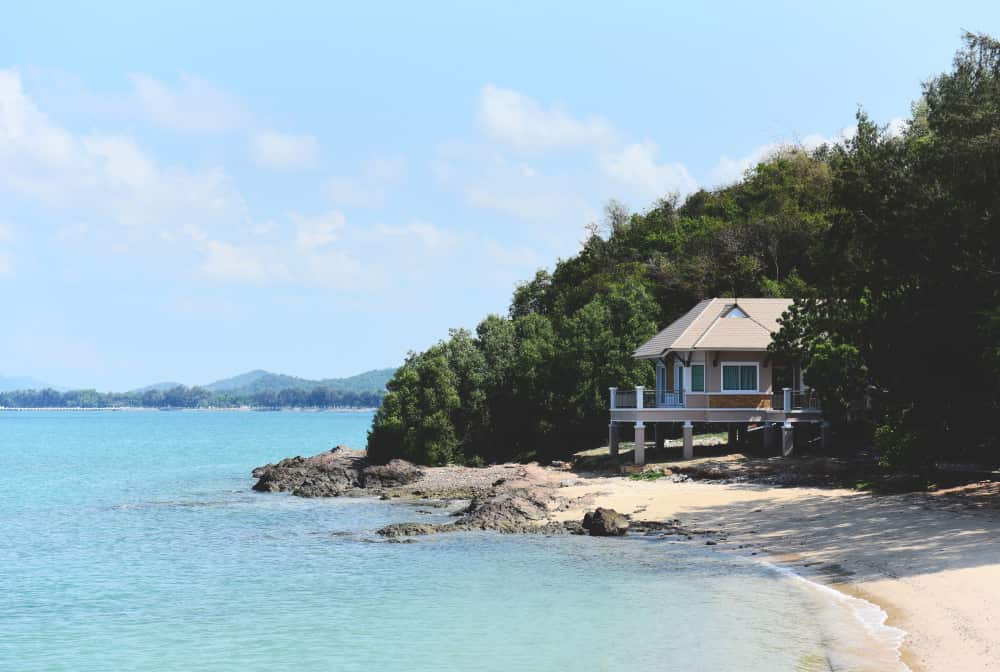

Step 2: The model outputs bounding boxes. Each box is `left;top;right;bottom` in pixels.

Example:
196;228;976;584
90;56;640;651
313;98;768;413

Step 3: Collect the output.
0;368;395;409
368;34;1000;469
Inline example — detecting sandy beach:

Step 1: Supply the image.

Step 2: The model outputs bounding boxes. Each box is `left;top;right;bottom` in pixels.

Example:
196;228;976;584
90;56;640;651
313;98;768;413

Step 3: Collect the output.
545;473;1000;672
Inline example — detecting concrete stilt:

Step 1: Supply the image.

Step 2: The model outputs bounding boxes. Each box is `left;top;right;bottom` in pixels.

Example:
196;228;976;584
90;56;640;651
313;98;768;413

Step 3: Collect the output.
609;422;619;458
633;422;646;465
727;423;738;449
781;422;795;457
821;421;832;452
654;422;664;452
682;421;694;460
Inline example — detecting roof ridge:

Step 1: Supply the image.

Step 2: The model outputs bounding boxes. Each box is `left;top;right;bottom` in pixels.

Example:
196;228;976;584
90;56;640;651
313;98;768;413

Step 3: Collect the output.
670;298;717;352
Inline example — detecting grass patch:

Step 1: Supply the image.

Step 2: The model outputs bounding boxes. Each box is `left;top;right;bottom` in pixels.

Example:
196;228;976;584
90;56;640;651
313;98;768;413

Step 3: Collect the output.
629;469;667;481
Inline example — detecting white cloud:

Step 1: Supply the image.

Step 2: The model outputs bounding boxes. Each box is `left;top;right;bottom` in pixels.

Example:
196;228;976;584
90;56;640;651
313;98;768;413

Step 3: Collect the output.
127;73;251;133
373;219;461;252
250;130;319;169
82;135;155;187
478;84;617;152
292;210;346;248
0;68;76;166
600;140;698;199
197;240;280;283
326;155;405;207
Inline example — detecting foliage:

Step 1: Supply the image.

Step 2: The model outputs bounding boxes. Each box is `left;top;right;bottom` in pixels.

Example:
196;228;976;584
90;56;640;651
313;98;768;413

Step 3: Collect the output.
773;33;1000;465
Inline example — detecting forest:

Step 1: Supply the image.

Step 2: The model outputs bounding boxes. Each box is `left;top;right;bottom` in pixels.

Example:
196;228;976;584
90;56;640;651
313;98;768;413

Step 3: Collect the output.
367;34;1000;470
0;386;383;410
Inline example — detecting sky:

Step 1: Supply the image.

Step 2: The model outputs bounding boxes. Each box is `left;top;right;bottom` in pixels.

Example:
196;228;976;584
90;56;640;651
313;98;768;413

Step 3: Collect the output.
1;1;997;391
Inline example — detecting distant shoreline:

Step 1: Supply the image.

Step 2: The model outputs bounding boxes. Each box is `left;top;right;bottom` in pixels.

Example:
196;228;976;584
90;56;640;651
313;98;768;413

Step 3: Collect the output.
0;406;378;413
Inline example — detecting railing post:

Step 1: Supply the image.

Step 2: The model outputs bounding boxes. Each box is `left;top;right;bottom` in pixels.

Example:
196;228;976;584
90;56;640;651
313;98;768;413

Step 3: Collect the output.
783;387;792;411
609;387;618;409
635;385;644;410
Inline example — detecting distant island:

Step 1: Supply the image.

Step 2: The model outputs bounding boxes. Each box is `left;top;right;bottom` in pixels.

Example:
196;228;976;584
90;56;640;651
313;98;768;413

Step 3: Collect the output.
0;368;395;410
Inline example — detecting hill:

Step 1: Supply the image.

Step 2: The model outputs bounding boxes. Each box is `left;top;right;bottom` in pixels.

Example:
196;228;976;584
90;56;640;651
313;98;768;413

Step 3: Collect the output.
203;368;395;395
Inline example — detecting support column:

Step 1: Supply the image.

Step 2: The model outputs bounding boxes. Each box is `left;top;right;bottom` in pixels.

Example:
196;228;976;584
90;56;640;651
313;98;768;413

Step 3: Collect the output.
682;421;694;460
727;423;738;449
633;422;646;465
609;422;619;458
654;423;664;452
821;421;832;452
781;422;795;457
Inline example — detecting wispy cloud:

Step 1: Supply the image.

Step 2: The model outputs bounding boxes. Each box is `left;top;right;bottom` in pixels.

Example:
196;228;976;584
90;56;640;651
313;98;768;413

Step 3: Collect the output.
478;84;617;152
250;130;319;169
325;155;406;207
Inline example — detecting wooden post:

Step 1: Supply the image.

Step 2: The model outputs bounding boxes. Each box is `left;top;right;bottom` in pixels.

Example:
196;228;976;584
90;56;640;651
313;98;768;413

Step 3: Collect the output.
634;422;646;465
727;423;738;448
636;385;644;410
682;421;694;460
609;422;619;458
783;387;792;411
654;422;664;451
609;387;617;409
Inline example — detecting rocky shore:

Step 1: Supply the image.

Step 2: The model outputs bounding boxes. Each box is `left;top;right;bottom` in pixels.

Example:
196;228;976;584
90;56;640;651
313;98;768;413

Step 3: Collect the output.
251;446;701;539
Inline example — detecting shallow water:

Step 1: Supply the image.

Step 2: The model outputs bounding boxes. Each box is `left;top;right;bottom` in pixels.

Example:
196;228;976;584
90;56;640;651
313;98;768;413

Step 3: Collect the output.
0;411;905;671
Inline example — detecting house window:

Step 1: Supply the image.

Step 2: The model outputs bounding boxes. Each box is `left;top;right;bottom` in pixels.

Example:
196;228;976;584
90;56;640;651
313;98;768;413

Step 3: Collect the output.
726;306;748;318
691;365;705;392
722;363;758;391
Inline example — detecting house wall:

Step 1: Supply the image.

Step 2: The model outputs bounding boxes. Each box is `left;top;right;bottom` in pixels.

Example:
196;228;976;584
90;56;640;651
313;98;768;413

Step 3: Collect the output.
704;350;772;393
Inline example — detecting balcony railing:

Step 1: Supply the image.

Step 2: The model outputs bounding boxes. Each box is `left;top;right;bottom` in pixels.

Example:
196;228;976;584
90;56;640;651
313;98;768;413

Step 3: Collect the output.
610;386;684;409
772;388;820;411
611;386;821;412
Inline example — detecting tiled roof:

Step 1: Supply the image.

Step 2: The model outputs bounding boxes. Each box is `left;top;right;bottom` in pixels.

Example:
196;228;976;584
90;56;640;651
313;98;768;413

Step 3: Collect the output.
634;298;793;358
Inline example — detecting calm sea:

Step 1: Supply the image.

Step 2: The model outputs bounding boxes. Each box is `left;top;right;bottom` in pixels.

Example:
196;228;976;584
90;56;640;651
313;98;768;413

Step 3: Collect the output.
0;411;905;671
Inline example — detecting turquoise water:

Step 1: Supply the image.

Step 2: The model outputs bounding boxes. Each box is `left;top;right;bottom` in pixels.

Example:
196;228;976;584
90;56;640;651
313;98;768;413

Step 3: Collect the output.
0;411;904;671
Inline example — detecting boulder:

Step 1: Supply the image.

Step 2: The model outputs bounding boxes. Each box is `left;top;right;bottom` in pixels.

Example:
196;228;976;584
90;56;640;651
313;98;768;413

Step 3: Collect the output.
582;507;629;536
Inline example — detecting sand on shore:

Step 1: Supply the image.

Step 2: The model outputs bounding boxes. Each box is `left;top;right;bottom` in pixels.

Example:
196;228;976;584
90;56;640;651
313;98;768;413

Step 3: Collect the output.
544;475;1000;672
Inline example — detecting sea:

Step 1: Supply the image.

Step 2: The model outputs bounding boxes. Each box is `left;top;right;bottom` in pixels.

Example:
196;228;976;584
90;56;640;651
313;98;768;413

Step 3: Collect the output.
0;410;907;671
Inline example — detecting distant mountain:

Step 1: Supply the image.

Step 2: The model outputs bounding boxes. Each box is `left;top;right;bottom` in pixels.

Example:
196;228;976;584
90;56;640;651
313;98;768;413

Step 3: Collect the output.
202;368;396;395
0;375;61;392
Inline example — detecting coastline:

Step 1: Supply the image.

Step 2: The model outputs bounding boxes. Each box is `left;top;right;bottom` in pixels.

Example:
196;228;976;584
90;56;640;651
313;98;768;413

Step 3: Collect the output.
251;446;1000;671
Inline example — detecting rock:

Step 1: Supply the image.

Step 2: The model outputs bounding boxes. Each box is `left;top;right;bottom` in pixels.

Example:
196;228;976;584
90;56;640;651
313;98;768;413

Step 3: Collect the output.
362;460;423;488
377;522;449;537
251;448;422;497
581;508;629;536
455;489;551;533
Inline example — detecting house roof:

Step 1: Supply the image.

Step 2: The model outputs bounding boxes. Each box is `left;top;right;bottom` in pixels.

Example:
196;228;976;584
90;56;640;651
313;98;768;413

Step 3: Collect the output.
634;298;793;359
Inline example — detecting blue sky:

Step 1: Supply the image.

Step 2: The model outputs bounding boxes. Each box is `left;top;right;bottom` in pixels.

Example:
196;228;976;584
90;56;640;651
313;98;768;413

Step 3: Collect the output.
1;2;997;391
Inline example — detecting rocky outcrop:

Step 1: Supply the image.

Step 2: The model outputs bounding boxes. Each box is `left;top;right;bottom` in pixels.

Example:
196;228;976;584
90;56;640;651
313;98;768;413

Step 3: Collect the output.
251;446;422;497
582;508;629;536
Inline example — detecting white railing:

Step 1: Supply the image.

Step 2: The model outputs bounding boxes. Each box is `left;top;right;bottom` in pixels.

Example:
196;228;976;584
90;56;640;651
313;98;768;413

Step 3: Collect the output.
611;386;684;409
772;388;821;411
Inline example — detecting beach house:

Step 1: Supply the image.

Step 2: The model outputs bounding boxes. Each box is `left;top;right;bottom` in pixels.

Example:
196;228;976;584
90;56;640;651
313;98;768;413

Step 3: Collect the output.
609;298;827;464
